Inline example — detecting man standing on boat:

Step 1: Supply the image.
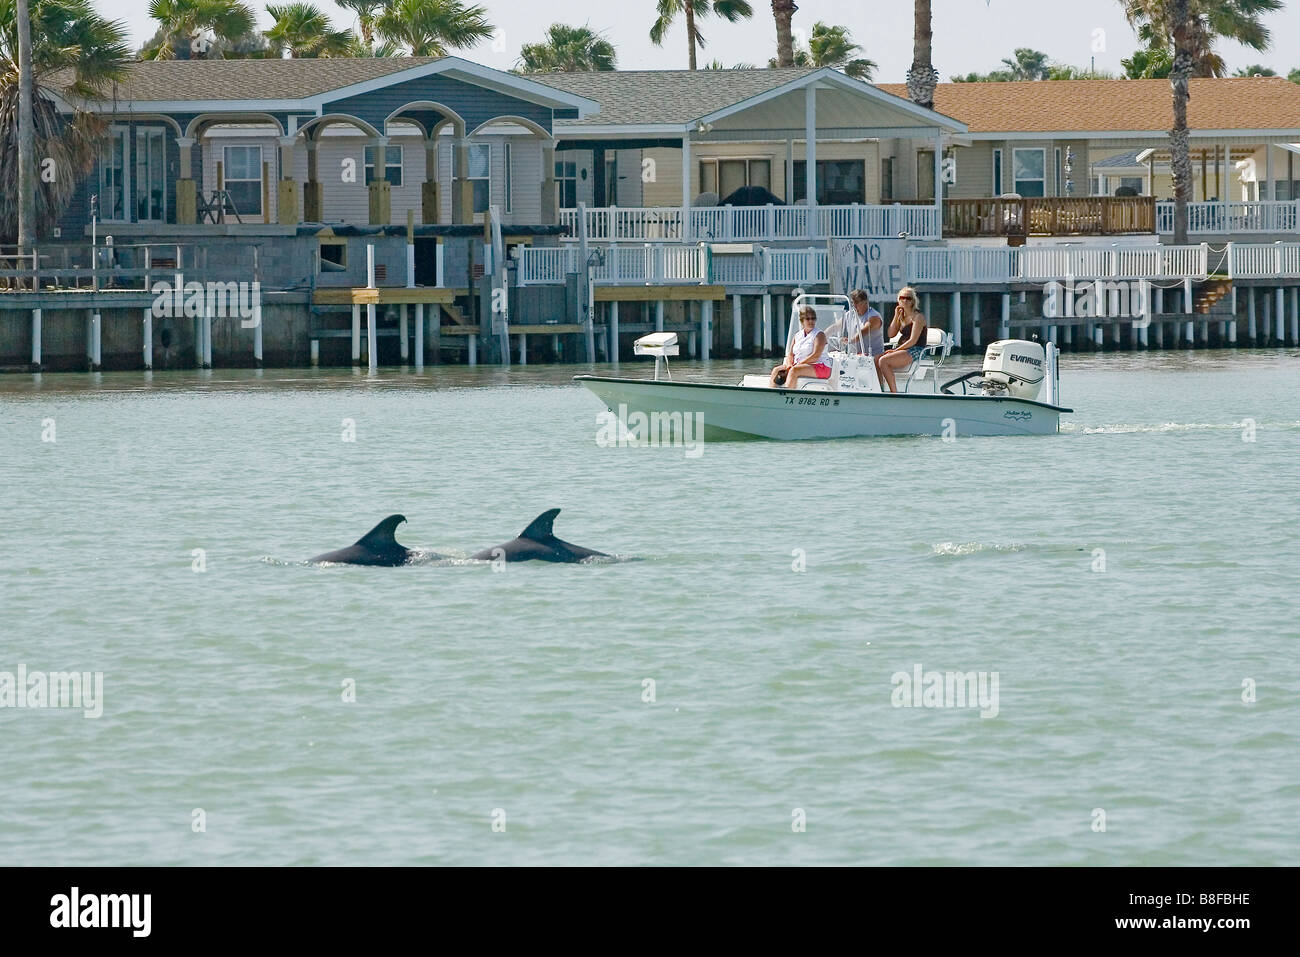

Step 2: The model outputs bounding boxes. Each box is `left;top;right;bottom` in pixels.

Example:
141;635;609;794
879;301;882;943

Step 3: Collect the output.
846;289;885;357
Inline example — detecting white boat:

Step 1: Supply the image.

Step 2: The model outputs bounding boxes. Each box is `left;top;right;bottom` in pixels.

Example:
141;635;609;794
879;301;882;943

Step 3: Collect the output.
575;294;1071;440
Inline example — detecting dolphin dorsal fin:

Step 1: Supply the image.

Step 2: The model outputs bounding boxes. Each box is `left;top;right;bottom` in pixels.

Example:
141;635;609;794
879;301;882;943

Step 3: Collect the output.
355;514;406;548
519;509;561;541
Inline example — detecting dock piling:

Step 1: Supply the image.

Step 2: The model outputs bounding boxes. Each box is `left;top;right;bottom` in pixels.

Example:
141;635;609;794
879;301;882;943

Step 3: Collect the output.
87;311;102;371
252;302;263;367
610;301;619;362
732;294;742;353
399;304;409;363
351;305;361;366
415;303;425;370
30;309;41;371
142;310;152;370
762;294;772;353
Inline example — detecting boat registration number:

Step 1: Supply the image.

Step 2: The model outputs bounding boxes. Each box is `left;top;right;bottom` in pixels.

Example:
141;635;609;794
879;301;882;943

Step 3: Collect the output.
785;396;839;407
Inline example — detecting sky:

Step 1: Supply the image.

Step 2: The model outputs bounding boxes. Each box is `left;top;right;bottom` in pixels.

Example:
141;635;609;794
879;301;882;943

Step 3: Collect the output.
96;0;1300;80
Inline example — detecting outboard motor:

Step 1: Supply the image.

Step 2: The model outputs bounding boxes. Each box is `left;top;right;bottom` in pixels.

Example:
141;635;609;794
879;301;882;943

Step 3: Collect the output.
980;339;1045;399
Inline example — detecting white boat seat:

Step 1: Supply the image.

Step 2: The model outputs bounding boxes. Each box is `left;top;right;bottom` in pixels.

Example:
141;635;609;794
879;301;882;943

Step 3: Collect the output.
895;327;954;392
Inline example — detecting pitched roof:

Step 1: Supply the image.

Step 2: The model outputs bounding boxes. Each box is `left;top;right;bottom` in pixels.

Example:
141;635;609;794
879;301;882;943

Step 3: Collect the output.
875;77;1300;134
539;68;818;126
53;57;445;103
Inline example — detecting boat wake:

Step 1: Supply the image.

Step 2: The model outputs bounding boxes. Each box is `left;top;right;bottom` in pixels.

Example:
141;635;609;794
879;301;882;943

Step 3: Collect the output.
1064;420;1300;435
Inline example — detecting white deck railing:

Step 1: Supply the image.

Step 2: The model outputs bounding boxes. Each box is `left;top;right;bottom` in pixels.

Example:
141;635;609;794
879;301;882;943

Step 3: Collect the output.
519;241;1298;289
559;204;942;243
517;243;830;287
1157;200;1300;235
1227;242;1300;278
905;244;1211;285
517;244;711;286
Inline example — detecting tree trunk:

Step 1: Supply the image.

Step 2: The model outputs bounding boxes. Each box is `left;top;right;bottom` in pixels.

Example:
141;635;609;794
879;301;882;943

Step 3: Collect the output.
906;0;937;110
685;2;697;70
772;0;796;68
1170;0;1192;245
15;0;36;254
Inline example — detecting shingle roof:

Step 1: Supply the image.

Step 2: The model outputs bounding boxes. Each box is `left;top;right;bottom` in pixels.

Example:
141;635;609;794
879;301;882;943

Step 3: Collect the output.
53;57;445;103
875;77;1300;133
539;68;818;126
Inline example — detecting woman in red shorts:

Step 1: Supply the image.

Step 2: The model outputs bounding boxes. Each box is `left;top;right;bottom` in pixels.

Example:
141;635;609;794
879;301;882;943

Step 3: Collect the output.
771;306;831;390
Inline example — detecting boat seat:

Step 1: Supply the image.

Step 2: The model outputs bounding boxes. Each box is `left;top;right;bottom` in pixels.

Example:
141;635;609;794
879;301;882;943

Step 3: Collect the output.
896;327;954;392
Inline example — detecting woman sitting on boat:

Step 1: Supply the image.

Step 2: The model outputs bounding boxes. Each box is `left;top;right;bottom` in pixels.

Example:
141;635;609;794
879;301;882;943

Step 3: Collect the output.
876;287;928;393
771;306;831;390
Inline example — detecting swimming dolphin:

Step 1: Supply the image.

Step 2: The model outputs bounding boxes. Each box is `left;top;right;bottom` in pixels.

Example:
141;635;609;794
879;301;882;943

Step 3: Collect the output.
309;514;413;566
469;509;608;563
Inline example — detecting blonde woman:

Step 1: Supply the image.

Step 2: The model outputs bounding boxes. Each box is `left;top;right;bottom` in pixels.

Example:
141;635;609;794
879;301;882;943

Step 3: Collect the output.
771;306;830;390
876;287;927;393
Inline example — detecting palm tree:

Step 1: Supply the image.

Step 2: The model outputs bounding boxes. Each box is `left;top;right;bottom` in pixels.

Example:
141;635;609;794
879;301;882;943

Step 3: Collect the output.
518;24;616;73
335;0;383;51
374;0;493;57
13;0;33;254
771;0;796;67
141;0;257;60
768;22;875;79
1;0;132;243
907;0;937;109
1000;48;1051;80
650;0;754;71
1122;0;1283;243
1121;40;1173;77
1232;63;1275;75
265;2;353;57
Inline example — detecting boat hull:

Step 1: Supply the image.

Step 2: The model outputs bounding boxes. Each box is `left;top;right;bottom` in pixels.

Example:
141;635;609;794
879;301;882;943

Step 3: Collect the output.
576;376;1069;440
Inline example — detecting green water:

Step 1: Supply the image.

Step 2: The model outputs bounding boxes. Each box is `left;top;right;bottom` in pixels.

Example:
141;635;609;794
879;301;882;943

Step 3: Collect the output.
1;351;1297;865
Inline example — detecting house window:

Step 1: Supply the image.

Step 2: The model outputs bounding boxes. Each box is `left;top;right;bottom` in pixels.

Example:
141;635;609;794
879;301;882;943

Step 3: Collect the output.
1117;176;1144;196
1054;148;1062;197
98;127;129;221
915;151;935;202
468;143;490;214
792;160;865;205
605;154;617;205
1090;175;1104;196
992;149;1003;195
555;156;577;208
134;127;167;222
364;145;403;186
700;158;772;201
1012;148;1046;197
223;145;263;218
504;142;512;213
881;157;894;201
318;240;347;273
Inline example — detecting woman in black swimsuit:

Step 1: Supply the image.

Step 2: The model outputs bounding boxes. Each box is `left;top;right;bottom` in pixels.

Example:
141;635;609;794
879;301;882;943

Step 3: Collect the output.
876;286;927;393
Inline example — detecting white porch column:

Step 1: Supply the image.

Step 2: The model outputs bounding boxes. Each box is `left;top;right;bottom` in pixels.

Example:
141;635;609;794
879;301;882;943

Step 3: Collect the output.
804;84;817;237
681;134;692;241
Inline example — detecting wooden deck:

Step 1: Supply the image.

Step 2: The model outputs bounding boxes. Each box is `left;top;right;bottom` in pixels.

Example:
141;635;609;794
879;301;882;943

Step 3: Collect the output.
311;287;468;306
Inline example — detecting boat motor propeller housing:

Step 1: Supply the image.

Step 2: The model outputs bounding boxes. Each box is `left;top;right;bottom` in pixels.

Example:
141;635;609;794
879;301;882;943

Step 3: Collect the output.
980;339;1045;399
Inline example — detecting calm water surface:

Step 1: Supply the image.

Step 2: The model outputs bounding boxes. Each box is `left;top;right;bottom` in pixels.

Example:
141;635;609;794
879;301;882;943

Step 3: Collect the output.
1;351;1297;865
